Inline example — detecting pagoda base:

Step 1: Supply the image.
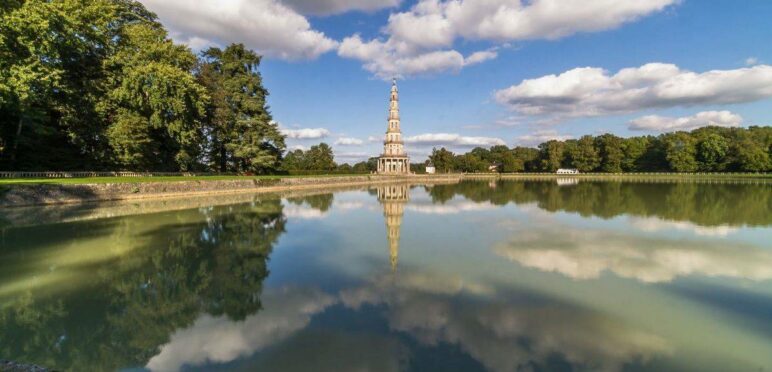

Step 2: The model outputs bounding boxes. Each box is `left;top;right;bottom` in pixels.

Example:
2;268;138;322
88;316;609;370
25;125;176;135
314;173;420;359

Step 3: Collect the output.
377;156;410;174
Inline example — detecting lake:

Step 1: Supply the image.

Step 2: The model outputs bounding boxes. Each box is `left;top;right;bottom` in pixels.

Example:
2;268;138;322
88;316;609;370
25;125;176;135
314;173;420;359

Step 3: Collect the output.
1;178;771;371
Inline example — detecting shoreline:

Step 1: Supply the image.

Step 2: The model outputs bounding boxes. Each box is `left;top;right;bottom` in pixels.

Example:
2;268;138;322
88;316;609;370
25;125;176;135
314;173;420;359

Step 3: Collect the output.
1;173;769;207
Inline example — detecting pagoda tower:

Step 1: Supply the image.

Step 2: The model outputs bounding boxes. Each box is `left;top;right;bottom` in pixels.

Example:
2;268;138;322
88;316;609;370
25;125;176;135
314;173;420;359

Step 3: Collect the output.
377;184;409;271
377;79;410;174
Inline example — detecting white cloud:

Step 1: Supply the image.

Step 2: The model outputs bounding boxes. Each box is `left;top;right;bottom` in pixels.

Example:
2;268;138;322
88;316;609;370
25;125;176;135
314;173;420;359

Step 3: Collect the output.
338;35;493;78
386;0;676;46
406;201;498;215
281;127;331;139
284;204;328;219
334;137;365;146
629;110;743;132
746;57;759;66
138;0;338;60
281;0;401;16
495;226;772;283
404;133;506;147
514;130;572;147
628;216;738;237
494;63;772;120
368;135;382;142
147;287;336;371
339;0;675;78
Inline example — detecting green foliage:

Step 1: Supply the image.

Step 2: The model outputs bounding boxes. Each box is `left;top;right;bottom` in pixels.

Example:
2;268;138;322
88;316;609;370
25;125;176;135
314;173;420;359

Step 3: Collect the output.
0;1;286;172
281;143;336;171
199;44;284;173
568;136;601;172
429;147;455;173
538;140;565;172
663;132;699;172
437;126;770;174
595;134;624;172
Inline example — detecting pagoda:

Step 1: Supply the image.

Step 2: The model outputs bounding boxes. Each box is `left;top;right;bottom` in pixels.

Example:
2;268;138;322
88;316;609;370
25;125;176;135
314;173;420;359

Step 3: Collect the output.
377;79;410;174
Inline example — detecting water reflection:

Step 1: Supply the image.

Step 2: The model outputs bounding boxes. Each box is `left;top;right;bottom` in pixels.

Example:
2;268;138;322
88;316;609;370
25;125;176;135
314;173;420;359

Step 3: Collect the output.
0;179;770;371
0;198;285;371
378;184;409;271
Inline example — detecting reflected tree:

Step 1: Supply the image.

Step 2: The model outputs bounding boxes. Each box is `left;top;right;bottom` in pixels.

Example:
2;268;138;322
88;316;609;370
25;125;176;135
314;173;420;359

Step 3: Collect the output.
0;199;286;370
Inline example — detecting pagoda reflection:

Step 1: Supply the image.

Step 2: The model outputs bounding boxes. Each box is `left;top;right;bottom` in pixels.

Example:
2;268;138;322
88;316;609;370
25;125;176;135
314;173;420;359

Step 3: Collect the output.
376;184;410;271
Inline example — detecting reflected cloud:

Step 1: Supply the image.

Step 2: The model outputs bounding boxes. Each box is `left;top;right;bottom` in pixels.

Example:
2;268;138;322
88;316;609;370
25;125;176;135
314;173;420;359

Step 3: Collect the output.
495;227;772;283
339;270;669;372
282;204;327;219
147;287;335;372
406;201;498;215
629;216;739;237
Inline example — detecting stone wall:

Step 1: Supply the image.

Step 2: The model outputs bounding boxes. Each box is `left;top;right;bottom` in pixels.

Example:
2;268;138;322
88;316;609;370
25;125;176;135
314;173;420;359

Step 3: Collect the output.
0;175;462;207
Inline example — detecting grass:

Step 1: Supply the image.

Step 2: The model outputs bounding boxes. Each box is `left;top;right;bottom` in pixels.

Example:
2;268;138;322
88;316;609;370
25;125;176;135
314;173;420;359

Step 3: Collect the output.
0;172;769;186
0;174;366;185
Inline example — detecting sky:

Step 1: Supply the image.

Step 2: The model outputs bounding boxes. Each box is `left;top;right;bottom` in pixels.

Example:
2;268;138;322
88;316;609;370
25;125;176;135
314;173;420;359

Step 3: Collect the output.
137;0;772;163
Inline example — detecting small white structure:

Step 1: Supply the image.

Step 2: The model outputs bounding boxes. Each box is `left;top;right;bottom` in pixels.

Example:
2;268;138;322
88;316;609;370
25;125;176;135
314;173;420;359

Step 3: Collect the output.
556;168;580;175
425;166;436;174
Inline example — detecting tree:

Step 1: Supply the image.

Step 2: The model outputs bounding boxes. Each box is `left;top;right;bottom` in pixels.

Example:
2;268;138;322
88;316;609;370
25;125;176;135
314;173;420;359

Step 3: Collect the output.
281;149;306;170
429;147;455;173
538;140;565;172
731;131;771;172
622;136;649;172
101;23;208;171
568;136;600;172
198;44;284;173
696;133;729;171
511;147;539;172
662;132;698;172
305;143;336;171
352;161;370;173
0;0;117;169
595;134;624;173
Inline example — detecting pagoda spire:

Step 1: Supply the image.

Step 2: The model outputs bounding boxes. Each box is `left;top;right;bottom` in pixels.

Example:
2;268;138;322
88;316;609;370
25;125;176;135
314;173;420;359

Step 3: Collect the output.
377;78;409;174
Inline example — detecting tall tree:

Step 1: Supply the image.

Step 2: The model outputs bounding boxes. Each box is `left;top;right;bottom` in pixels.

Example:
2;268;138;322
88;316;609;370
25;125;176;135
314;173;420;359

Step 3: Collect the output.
305;143;336;171
198;44;284;173
568;135;600;172
538;140;565;172
596;134;624;173
101;23;207;171
662;132;698;172
429;147;455;173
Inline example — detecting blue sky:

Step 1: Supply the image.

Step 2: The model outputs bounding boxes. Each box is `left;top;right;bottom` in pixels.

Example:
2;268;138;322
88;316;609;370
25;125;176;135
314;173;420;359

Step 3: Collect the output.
139;0;772;162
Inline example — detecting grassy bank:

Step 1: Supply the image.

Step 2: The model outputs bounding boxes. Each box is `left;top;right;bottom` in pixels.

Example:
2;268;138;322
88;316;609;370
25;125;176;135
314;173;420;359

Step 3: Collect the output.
0;174;366;185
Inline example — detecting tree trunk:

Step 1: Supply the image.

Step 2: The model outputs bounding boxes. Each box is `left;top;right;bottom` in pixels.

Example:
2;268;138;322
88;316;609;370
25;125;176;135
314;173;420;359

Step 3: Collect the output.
219;144;227;173
10;116;23;162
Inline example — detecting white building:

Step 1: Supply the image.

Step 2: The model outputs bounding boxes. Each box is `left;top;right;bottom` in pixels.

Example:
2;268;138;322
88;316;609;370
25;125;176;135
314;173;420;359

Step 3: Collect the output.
377;79;410;174
425;166;436;174
556;168;580;174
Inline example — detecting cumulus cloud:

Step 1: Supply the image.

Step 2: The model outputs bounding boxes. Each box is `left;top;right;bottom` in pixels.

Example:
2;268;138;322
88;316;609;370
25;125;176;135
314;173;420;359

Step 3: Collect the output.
339;270;669;372
495;226;772;283
404;133;506;147
339;0;675;78
406;201;498;215
746;57;759;66
386;0;676;46
281;127;331;139
628;216;738;237
334;137;365;146
338;35;494;78
147;287;336;371
494;63;772;120
138;0;338;59
629;111;743;132
514;130;572;147
281;0;401;16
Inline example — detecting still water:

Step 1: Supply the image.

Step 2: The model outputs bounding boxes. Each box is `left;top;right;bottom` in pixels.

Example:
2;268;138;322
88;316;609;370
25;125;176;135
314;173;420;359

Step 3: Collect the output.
1;179;771;371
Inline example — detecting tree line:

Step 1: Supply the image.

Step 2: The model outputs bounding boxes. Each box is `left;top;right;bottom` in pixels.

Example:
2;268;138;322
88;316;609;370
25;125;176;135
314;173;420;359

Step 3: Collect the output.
1;0;283;172
429;126;772;173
